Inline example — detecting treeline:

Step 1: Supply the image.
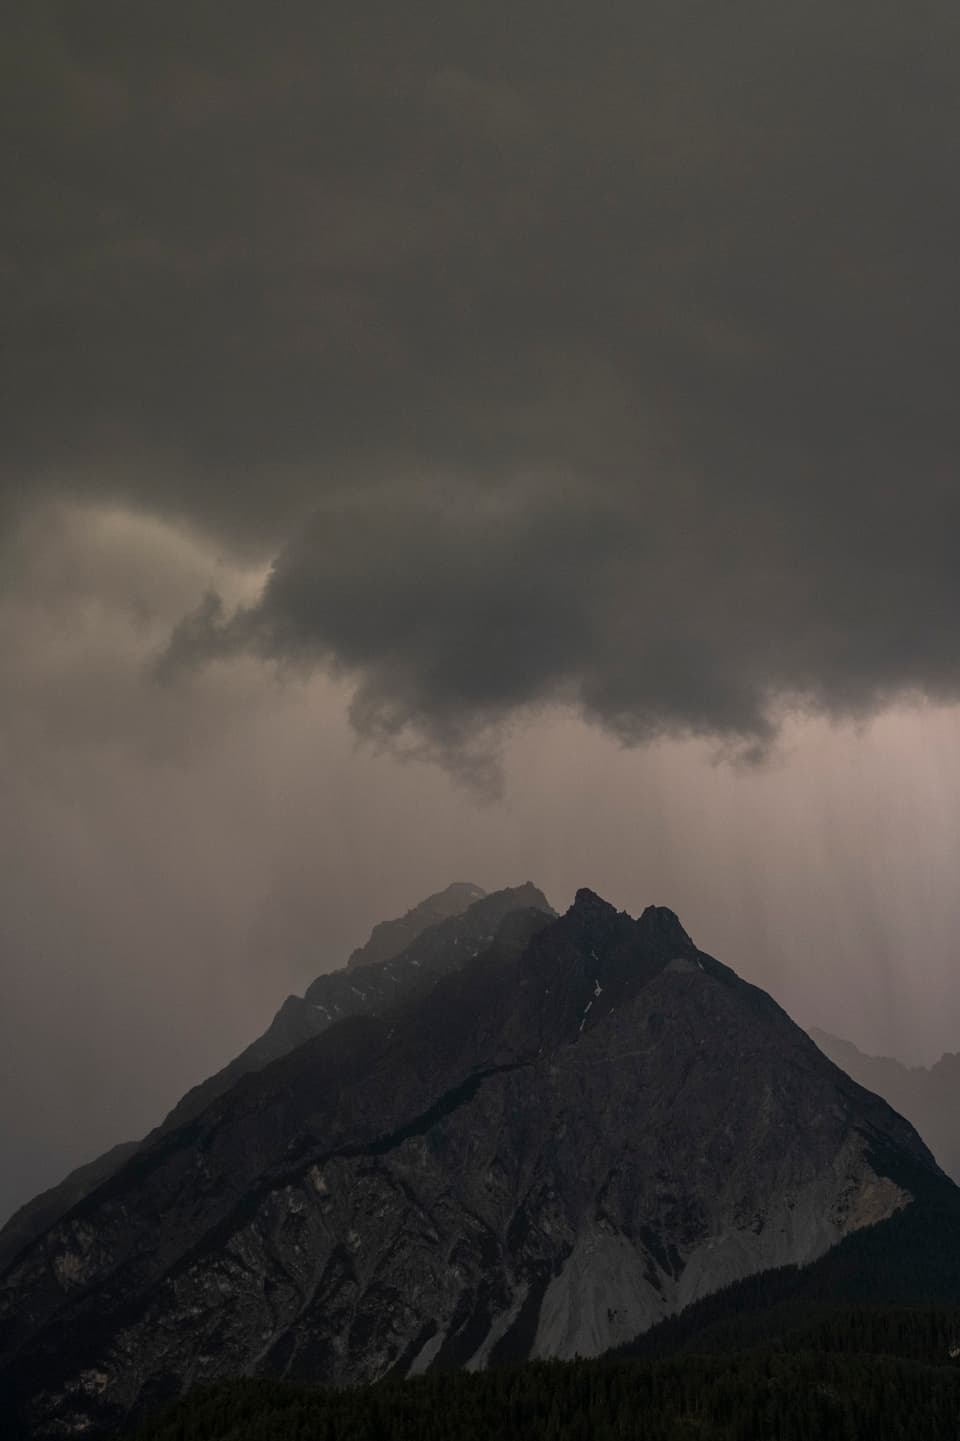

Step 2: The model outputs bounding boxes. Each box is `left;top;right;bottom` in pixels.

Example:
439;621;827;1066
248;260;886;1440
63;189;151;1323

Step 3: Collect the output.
130;1305;960;1441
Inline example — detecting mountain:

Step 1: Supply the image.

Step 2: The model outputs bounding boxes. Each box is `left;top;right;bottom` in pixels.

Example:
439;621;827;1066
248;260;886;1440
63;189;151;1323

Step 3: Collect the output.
0;1143;141;1290
2;888;953;1439
0;884;553;1274
160;882;552;1133
345;882;487;970
810;1028;960;1183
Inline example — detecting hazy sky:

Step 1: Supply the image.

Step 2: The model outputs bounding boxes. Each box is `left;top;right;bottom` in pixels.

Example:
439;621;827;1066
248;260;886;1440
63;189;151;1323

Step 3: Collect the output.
3;2;960;1223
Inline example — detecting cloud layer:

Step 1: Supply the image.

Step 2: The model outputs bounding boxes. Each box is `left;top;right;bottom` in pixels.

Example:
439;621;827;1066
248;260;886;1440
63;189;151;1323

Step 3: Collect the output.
7;2;960;767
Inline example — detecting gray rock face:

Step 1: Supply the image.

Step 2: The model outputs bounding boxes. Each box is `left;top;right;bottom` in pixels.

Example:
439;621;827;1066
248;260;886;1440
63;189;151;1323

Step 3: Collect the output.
0;1143;140;1279
810;1028;960;1183
0;890;939;1438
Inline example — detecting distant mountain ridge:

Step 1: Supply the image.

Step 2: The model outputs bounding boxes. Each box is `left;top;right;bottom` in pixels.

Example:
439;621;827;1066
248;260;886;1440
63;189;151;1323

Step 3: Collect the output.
0;883;554;1274
2;888;951;1439
810;1027;960;1183
346;882;487;970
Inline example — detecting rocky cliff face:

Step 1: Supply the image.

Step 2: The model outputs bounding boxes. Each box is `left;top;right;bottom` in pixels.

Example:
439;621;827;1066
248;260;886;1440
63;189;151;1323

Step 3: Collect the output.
0;891;943;1437
0;1143;141;1285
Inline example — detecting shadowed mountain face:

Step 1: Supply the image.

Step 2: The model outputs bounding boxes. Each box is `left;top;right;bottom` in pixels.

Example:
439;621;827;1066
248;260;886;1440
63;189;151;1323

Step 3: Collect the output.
160;882;553;1134
0;1144;141;1289
0;890;946;1439
0;885;554;1275
810;1029;960;1184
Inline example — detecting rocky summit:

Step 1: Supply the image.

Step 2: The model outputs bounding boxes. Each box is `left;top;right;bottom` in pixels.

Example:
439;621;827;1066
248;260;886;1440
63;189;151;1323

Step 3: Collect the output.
345;882;489;971
0;889;950;1437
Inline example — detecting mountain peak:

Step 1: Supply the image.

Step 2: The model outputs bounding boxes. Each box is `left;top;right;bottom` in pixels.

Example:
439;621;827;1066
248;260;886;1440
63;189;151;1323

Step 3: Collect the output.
636;903;694;951
572;886;617;914
435;881;488;904
1;883;948;1439
565;888;624;936
565;892;693;961
347;881;488;971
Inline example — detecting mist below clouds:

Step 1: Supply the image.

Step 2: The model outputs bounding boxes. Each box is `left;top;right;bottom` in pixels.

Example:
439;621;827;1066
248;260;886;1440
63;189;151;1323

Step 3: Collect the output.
2;507;959;1224
4;3;960;1226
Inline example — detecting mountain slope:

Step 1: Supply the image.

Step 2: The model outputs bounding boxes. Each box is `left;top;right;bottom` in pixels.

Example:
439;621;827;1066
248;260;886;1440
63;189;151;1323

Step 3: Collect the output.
345;882;487;970
0;885;552;1275
0;1143;141;1289
810;1028;960;1183
160;882;552;1133
0;891;950;1438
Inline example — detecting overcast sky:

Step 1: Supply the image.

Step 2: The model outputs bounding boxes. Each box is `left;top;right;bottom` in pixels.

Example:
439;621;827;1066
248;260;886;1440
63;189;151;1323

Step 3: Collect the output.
3;2;960;1224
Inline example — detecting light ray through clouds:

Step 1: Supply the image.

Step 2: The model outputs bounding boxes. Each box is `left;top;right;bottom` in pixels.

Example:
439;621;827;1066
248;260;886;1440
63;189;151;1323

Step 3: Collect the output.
4;0;960;1228
1;504;959;1224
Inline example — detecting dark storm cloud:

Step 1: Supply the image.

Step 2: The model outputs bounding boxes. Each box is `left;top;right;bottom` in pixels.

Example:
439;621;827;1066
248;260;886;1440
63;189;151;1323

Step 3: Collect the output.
7;2;960;761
